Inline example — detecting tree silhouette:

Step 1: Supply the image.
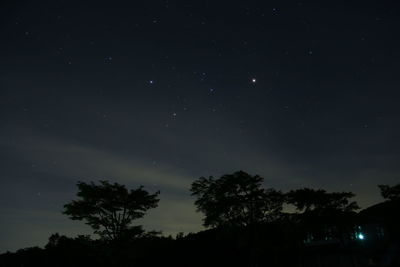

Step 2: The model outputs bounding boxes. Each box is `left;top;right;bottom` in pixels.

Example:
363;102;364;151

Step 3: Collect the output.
286;188;359;242
378;183;400;201
63;180;160;242
286;188;359;214
190;171;284;228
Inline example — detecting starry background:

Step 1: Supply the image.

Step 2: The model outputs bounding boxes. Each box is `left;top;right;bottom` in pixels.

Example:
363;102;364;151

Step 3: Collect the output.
1;0;400;252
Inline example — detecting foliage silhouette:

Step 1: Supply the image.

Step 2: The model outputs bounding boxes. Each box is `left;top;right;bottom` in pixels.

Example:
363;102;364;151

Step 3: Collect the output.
360;183;400;243
378;183;400;201
190;170;284;228
286;188;360;243
2;173;400;267
63;180;160;242
286;187;360;214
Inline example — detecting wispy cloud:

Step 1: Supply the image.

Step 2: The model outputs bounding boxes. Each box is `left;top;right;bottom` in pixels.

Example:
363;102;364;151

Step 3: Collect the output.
2;132;193;191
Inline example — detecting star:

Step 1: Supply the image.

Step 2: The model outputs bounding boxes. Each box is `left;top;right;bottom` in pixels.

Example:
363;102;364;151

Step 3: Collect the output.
251;78;257;83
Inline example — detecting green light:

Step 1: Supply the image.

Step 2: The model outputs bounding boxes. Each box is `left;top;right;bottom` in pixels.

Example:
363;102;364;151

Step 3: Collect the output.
358;233;364;240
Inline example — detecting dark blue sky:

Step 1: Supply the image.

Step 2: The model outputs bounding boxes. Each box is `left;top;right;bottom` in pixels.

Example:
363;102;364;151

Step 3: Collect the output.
1;0;400;252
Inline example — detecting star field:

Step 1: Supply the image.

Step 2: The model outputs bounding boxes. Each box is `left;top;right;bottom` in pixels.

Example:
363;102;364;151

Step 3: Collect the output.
1;0;400;252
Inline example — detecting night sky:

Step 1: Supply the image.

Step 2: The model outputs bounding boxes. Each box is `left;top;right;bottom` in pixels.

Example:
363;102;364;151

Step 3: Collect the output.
1;0;400;252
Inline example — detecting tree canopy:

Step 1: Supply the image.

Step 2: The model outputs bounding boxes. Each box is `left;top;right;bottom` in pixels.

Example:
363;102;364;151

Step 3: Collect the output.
190;171;284;228
286;188;360;214
63;180;160;241
378;183;400;201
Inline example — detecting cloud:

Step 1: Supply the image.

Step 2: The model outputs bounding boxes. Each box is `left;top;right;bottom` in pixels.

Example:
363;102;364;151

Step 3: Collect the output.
0;130;205;251
2;132;193;191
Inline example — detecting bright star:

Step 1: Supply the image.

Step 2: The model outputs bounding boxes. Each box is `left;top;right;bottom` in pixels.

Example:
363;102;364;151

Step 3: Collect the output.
251;78;256;83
